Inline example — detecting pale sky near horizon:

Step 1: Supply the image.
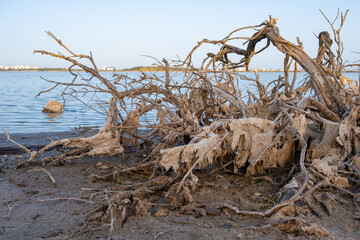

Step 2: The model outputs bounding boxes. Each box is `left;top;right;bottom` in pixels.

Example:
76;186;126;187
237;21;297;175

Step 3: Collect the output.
0;0;359;69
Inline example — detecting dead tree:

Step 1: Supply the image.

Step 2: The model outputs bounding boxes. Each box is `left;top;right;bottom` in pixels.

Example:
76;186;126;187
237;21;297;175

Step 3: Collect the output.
186;16;348;116
3;10;359;229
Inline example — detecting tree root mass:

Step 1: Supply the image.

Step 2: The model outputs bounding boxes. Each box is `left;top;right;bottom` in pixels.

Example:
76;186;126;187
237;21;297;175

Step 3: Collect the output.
2;10;360;239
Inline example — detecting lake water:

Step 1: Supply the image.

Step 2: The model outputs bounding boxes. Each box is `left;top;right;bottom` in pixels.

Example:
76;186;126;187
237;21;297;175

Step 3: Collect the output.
0;71;358;134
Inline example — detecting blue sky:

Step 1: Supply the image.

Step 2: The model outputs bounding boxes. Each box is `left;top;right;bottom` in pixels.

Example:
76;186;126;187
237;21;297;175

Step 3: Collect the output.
0;0;359;69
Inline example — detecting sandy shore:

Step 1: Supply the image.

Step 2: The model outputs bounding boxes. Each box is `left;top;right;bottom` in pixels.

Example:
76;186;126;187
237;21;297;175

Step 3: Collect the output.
0;130;359;239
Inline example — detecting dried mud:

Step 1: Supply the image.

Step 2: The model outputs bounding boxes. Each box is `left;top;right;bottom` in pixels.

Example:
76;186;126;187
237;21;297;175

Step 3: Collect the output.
0;131;359;239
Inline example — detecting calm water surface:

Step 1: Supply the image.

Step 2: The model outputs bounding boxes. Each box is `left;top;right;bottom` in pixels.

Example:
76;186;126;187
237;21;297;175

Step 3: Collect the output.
0;71;358;134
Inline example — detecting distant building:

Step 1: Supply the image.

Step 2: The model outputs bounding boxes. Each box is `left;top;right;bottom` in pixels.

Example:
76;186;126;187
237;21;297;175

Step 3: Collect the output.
101;66;116;71
8;65;31;70
0;65;40;70
250;68;268;72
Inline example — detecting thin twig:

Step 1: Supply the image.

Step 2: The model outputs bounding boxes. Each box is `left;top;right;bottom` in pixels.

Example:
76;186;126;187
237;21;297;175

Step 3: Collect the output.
1;127;31;154
37;197;95;204
28;168;57;186
105;194;114;239
4;203;17;219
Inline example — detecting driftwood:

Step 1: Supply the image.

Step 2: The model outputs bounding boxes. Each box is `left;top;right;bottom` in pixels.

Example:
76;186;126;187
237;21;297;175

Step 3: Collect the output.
3;9;360;236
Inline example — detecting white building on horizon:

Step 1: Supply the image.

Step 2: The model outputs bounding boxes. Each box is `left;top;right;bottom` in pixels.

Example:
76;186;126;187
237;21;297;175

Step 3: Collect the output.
0;65;39;70
0;65;10;70
101;66;116;71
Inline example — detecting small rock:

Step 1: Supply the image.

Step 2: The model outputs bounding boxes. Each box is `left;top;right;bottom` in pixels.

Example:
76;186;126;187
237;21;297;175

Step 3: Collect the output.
27;190;39;195
236;233;244;240
223;222;231;229
99;165;110;170
42;100;63;113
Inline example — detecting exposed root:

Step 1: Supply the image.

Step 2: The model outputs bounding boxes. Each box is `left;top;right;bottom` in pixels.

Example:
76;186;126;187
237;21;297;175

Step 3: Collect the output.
4;9;359;235
1;127;35;156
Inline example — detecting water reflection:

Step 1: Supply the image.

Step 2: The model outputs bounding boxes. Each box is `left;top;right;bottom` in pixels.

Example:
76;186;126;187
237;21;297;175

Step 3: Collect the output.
44;112;63;121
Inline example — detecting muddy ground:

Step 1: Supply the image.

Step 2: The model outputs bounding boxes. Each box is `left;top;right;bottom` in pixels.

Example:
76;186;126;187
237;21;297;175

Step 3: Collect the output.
0;130;359;239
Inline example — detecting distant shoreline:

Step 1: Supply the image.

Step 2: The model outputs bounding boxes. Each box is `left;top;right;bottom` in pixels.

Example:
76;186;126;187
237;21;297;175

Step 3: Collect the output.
0;68;359;73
